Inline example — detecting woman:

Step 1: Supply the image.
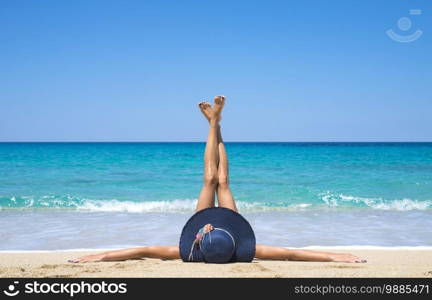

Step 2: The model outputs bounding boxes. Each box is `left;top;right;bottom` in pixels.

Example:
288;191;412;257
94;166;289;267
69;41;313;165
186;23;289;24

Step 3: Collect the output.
70;96;366;264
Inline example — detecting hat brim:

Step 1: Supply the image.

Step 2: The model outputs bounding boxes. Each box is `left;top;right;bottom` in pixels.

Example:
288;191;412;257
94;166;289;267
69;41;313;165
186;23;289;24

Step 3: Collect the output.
179;207;256;263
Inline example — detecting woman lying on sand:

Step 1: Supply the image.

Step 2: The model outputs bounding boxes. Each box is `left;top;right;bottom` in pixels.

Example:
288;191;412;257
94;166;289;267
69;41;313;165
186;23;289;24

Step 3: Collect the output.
70;96;366;264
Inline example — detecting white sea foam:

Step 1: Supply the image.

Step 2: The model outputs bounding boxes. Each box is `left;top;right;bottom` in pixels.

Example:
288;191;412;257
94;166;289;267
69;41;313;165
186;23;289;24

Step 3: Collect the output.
76;199;313;213
369;199;431;210
78;199;198;213
321;192;432;211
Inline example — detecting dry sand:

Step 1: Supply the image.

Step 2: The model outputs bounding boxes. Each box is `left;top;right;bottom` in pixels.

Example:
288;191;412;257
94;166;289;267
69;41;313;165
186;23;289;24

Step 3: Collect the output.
1;249;432;278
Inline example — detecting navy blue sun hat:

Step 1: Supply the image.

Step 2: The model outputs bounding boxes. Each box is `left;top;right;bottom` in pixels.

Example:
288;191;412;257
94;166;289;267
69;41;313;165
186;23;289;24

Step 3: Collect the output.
179;207;256;263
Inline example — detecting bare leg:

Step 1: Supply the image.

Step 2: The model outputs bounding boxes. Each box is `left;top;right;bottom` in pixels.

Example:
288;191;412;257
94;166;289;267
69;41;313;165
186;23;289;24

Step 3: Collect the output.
255;245;367;263
69;246;180;263
216;125;237;212
195;98;224;211
198;97;237;212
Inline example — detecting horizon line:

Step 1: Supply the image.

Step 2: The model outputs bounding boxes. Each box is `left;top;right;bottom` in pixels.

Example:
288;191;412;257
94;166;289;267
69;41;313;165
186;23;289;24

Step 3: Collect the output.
1;141;431;143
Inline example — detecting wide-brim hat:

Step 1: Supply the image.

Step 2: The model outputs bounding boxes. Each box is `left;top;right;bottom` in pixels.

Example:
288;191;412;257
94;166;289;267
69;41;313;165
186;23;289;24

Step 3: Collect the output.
179;207;256;263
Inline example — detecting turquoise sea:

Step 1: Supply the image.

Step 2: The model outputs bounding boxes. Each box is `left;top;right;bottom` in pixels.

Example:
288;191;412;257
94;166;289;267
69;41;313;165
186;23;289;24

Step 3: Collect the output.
1;142;431;250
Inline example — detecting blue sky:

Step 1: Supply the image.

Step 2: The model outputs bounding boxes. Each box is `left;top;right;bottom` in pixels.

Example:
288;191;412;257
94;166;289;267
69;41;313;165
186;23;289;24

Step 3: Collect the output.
1;0;431;141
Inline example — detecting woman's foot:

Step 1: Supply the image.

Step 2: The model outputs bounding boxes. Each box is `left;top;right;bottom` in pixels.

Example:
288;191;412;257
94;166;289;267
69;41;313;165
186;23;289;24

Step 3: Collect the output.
198;101;213;122
329;253;367;263
212;95;225;122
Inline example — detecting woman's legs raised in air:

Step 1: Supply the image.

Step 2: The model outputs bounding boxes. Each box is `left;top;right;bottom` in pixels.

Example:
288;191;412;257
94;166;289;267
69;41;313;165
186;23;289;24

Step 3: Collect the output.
195;98;223;211
197;96;237;212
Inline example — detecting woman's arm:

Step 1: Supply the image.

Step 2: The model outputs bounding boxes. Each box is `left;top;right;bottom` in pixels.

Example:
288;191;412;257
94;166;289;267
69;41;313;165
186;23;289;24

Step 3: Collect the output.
69;246;180;263
255;245;366;263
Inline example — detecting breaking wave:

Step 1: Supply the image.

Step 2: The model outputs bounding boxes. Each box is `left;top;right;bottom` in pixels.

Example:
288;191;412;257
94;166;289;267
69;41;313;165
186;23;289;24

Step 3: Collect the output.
0;193;430;212
320;192;432;211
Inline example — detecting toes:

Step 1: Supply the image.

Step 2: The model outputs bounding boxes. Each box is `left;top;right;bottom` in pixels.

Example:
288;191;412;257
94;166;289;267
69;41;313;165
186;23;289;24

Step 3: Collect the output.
199;101;212;110
198;102;206;110
214;95;226;105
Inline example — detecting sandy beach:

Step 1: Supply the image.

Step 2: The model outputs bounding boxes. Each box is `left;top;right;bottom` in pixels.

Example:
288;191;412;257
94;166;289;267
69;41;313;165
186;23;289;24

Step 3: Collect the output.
1;249;432;278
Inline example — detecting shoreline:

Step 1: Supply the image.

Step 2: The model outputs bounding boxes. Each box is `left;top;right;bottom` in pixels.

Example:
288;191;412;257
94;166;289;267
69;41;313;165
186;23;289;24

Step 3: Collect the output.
1;248;432;278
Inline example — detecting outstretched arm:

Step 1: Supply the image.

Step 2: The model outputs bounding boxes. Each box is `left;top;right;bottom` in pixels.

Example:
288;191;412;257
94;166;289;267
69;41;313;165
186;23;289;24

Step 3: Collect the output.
255;245;366;263
69;246;180;263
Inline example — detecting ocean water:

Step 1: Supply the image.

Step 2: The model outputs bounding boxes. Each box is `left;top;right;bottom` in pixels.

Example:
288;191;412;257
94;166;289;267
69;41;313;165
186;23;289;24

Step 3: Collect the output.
0;142;431;250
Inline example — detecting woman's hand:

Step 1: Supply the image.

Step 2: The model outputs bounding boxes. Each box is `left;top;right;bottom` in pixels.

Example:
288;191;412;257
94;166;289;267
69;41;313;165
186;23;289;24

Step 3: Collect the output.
68;253;106;263
194;224;214;242
203;224;214;233
328;253;367;263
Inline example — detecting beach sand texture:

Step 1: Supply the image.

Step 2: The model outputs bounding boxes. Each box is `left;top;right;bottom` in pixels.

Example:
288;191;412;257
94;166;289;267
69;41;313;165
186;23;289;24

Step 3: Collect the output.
1;249;432;278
